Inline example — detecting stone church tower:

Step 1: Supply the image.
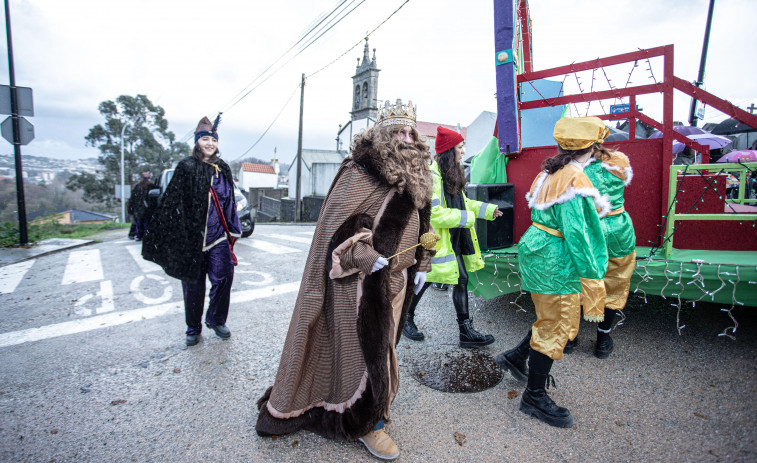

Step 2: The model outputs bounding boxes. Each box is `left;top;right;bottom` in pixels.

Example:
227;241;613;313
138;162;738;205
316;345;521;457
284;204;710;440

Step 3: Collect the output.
350;38;380;122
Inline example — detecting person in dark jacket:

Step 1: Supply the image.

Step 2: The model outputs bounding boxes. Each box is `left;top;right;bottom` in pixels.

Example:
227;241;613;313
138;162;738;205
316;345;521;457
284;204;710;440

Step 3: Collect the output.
142;116;241;346
128;172;155;241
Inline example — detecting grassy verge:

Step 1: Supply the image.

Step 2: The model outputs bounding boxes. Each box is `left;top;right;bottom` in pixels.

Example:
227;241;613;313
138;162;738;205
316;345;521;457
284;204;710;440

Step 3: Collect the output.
0;221;130;247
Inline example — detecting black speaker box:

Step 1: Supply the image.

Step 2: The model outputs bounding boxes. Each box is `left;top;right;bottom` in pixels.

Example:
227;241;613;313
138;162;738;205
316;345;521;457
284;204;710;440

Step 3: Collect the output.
464;183;515;250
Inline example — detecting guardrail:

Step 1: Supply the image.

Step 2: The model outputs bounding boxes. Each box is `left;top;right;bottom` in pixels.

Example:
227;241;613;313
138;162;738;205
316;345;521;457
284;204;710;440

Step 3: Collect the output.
664;162;757;257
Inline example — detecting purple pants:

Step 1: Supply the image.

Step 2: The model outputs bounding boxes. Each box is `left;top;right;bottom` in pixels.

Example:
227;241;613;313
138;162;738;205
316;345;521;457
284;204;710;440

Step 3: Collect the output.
181;243;234;335
135;217;150;239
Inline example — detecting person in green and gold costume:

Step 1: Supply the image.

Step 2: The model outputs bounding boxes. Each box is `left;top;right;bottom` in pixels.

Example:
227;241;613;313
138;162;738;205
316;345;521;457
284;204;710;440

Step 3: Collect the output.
566;142;635;358
494;117;610;428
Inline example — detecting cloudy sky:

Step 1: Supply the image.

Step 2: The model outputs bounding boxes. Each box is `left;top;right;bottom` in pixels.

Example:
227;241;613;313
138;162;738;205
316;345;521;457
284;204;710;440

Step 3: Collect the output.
2;0;755;164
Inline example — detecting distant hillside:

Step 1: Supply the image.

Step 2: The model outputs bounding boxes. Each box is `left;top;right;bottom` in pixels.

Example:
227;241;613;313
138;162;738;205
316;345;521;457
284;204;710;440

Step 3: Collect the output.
0;154;100;181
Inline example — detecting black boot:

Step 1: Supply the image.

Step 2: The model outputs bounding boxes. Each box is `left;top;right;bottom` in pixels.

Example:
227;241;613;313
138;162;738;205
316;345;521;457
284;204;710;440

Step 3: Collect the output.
595;308;617;359
402;283;428;341
563;336;579;355
519;350;574;428
495;330;531;382
458;319;495;348
403;316;424;341
453;258;494;348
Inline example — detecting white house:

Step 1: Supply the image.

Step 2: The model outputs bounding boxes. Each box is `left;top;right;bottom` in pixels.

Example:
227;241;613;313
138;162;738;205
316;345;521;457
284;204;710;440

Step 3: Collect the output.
287;149;345;198
239;162;278;190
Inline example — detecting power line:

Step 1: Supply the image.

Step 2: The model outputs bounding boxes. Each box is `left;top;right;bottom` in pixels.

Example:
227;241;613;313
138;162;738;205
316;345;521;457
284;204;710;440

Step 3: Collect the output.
220;0;367;115
183;0;413;154
220;0;358;113
179;0;365;144
229;85;300;163
307;0;411;78
229;0;413;158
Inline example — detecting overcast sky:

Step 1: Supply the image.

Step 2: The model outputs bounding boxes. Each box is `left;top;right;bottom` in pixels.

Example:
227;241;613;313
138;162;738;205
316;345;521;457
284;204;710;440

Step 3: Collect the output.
2;0;755;164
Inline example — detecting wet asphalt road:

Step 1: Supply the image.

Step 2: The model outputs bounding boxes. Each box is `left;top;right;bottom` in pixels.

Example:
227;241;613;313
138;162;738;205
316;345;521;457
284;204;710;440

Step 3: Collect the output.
0;224;755;462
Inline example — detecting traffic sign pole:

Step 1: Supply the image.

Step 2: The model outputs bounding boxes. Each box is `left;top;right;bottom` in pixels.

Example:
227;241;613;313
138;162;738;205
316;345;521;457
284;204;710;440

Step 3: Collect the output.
5;0;28;245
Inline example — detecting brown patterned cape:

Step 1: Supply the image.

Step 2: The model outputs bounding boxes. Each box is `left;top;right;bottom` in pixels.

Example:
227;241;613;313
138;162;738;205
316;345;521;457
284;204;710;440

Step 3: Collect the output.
255;142;432;441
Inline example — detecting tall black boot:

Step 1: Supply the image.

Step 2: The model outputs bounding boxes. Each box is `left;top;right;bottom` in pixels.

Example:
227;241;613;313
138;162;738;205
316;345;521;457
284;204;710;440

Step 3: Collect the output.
403;282;429;341
454;256;494;348
519;350;574;428
563;336;579;355
495;330;531;382
595;308;617;359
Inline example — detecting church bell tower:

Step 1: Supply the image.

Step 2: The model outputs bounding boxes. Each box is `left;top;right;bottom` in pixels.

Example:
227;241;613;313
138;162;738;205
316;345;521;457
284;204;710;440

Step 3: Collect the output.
350;38;380;122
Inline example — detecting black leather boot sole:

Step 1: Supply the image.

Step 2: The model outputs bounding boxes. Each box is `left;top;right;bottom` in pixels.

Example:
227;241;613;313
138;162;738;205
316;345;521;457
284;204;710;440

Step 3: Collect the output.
205;323;231;339
459;336;495;348
186;334;201;346
402;321;425;341
519;392;574;428
494;352;528;382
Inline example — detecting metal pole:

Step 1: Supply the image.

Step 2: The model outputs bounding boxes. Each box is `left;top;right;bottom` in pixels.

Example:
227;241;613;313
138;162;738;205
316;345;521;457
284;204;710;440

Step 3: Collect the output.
5;0;27;244
120;121;130;223
295;73;305;222
688;0;715;127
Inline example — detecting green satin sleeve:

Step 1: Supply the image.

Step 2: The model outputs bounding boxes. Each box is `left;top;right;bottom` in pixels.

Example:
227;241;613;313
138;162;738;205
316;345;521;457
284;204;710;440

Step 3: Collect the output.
556;197;608;280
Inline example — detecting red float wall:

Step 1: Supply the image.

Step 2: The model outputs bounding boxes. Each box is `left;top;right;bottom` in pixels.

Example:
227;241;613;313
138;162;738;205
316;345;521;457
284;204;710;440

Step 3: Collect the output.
509;139;757;251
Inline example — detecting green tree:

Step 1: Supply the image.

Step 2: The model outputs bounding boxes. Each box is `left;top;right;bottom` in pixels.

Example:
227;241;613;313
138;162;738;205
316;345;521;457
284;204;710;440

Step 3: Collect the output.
67;94;189;208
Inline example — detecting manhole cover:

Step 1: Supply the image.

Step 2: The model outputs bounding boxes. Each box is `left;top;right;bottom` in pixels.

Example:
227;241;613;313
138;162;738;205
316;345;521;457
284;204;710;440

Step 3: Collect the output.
406;348;503;393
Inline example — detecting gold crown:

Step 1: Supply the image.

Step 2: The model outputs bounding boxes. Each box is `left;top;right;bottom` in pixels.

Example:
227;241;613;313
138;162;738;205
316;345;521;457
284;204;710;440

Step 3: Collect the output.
377;99;417;128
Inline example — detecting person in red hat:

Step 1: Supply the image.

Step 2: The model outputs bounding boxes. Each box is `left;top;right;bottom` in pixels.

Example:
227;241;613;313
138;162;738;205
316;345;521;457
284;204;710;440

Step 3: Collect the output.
402;125;503;347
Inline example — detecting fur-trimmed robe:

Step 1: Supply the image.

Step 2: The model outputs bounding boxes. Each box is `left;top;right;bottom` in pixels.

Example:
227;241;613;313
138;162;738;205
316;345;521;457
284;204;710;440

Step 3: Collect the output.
141;157;239;281
255;140;433;441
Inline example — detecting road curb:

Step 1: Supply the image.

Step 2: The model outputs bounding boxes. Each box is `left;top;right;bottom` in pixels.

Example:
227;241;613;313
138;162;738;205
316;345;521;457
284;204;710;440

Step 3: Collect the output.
0;239;96;267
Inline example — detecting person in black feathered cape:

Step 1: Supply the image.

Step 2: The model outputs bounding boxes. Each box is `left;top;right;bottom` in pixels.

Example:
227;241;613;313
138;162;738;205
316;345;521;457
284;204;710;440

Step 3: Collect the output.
142;116;240;346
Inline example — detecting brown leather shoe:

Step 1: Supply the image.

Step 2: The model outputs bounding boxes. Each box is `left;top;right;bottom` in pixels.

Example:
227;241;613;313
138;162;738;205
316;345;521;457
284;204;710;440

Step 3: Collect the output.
358;429;399;460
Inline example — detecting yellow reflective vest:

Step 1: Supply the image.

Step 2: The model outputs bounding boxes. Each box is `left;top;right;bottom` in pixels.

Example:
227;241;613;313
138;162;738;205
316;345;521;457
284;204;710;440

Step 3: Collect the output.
426;160;497;285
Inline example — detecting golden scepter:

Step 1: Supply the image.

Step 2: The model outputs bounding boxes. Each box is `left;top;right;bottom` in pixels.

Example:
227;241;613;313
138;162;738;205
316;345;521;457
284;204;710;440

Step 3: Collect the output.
360;232;440;274
386;232;441;261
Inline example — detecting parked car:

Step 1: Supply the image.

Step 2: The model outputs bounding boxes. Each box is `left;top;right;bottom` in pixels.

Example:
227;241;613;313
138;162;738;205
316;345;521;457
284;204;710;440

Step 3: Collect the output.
148;168;254;238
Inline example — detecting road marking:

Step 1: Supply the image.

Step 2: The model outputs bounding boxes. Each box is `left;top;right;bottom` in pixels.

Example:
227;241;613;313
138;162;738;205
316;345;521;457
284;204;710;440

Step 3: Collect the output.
0;259;35;294
126;245;161;273
237;238;300;254
236;270;274;286
96;280;115;314
73;280;115;316
130;274;173;305
0;281;300;348
262;234;312;244
61;249;103;285
296;231;314;236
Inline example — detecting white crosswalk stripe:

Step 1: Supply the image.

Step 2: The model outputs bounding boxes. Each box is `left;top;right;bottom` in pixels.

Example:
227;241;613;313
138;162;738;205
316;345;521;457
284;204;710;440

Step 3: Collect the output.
237;238;300;254
0;260;35;294
0;281;300;348
261;234;313;244
126;245;161;273
62;249;104;285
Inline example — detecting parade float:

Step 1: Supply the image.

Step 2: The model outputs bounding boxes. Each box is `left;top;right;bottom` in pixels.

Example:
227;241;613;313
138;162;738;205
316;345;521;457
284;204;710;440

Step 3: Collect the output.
469;0;757;337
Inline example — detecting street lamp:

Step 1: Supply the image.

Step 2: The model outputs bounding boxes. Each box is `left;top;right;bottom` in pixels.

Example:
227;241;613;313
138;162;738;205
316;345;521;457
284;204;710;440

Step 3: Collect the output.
120;121;131;223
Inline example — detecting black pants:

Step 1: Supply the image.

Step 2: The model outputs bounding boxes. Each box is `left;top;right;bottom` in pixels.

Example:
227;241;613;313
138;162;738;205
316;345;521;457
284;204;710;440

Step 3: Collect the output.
408;254;469;321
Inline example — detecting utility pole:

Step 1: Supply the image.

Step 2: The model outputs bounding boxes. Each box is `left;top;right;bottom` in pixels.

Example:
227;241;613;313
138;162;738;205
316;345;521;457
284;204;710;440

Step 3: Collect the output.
295;73;305;222
688;0;715;127
5;0;27;244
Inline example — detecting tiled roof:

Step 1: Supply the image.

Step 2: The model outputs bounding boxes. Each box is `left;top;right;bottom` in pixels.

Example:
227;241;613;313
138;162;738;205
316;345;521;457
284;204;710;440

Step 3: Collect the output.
416;121;467;139
70;209;116;222
241;163;276;174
